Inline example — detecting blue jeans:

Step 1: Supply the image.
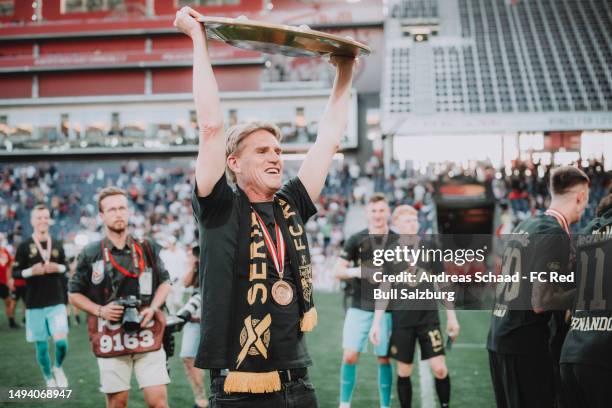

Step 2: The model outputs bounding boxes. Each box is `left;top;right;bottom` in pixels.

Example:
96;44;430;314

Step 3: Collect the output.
209;374;318;407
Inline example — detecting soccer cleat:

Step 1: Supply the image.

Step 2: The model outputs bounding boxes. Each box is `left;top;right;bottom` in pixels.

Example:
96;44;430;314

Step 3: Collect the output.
52;367;68;388
45;378;57;388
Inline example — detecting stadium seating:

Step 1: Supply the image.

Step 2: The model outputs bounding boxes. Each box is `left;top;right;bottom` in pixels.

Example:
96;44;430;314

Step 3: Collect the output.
385;0;612;113
391;0;439;20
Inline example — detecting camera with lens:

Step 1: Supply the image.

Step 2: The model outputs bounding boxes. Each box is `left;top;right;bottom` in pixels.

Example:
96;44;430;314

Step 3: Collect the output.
176;293;201;322
115;295;142;335
163;314;185;360
162;293;201;360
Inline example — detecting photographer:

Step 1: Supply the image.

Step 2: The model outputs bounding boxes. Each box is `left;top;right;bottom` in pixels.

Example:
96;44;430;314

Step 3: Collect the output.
68;187;171;408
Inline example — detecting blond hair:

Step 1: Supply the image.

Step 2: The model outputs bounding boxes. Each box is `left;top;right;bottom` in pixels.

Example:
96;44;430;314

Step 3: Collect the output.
98;186;127;212
392;205;418;222
225;122;283;182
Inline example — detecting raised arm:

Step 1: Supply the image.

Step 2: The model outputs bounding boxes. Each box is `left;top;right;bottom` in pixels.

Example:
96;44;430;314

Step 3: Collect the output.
298;57;355;202
174;6;226;197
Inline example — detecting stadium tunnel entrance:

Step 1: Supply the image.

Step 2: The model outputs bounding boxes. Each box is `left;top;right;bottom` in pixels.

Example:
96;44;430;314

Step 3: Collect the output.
434;180;496;309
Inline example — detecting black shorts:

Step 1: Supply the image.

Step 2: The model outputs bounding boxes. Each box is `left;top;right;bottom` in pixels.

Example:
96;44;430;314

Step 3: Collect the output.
488;350;554;408
389;324;445;364
0;284;8;299
561;363;612;408
11;286;26;301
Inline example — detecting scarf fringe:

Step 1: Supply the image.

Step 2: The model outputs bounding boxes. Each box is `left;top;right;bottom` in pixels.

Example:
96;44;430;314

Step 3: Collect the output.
224;371;281;393
300;307;318;332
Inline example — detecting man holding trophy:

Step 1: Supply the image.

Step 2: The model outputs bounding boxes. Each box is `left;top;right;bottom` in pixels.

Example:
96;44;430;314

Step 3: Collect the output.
174;5;361;407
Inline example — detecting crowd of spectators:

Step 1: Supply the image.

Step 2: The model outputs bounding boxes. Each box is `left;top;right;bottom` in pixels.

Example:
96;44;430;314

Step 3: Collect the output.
0;161;195;251
496;159;609;229
367;156;609;233
0;159;355;291
1;157;609;291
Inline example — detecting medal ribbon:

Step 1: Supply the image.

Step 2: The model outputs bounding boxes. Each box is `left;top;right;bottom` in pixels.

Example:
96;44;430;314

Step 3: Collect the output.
253;211;285;280
545;208;570;235
33;235;52;263
101;238;145;278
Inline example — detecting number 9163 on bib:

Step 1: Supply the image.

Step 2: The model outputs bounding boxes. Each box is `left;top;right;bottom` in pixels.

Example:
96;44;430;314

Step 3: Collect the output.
87;311;166;358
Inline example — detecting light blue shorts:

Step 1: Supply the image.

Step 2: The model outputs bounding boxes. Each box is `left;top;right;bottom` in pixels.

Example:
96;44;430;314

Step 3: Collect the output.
180;322;201;359
342;308;392;356
25;304;69;343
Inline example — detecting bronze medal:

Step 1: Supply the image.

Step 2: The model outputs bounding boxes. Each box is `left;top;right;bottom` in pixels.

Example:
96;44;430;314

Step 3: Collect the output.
271;280;293;306
253;209;293;306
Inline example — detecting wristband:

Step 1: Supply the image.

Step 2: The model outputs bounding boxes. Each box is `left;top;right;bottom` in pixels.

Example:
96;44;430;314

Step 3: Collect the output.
346;267;361;278
22;268;33;278
58;265;67;273
97;306;102;318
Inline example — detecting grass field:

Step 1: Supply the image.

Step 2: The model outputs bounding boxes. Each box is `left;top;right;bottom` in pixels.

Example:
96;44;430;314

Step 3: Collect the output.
0;292;495;407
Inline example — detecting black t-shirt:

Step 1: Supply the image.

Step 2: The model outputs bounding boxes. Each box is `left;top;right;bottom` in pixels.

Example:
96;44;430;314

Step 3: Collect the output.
561;208;612;369
12;237;67;309
340;229;399;312
487;214;572;355
68;237;170;306
391;239;443;328
193;175;317;369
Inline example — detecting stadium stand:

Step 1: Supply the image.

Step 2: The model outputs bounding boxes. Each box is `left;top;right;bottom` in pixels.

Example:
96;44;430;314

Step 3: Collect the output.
385;0;612;114
391;0;439;20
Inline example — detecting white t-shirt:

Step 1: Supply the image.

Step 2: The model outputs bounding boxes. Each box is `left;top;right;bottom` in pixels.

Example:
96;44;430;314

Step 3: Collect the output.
159;246;190;284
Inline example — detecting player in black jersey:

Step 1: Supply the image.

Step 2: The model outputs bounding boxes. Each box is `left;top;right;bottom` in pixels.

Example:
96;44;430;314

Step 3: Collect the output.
370;205;460;408
335;193;396;408
487;166;590;408
560;189;612;408
12;204;70;388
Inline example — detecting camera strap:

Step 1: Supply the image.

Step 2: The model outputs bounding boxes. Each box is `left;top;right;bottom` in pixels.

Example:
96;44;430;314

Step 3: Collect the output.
101;237;145;279
100;236;144;302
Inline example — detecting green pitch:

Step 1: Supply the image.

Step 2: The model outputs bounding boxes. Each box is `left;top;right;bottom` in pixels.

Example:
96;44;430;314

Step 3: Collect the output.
0;293;494;407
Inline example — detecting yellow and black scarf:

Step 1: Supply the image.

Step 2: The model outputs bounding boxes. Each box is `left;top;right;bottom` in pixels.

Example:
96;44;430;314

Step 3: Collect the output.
224;188;317;393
